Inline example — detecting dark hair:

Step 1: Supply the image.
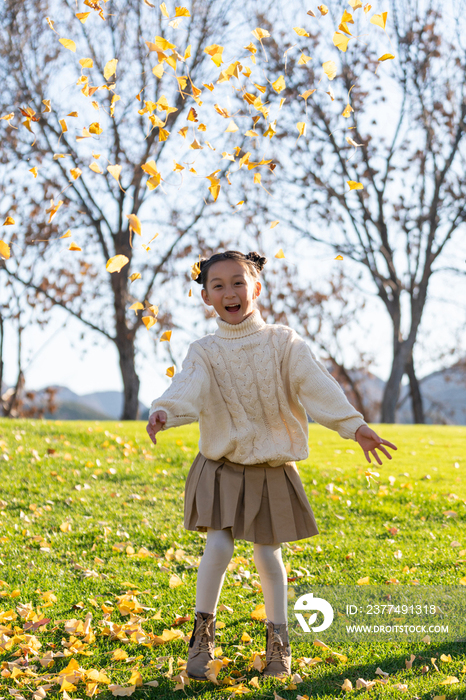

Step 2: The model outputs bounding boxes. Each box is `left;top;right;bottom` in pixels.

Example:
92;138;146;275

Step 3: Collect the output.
194;250;267;288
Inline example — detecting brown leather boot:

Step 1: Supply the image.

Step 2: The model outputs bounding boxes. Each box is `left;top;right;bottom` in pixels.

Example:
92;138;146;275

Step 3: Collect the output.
263;620;291;678
186;611;216;680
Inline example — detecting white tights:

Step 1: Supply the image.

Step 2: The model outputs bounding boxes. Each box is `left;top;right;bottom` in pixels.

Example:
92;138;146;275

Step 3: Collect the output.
195;528;287;624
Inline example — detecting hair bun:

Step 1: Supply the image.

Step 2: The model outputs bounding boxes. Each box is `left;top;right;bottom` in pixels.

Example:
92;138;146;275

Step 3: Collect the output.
246;251;267;271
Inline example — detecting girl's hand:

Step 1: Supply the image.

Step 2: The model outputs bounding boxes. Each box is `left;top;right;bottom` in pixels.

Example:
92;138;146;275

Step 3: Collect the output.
355;425;397;465
146;410;167;445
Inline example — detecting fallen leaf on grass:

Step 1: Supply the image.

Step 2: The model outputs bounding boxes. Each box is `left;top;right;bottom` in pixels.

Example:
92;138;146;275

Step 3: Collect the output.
250;603;266;621
108;685;136;696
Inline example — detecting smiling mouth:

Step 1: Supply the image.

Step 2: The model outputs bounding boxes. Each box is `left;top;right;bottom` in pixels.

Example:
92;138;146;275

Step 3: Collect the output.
225;304;241;313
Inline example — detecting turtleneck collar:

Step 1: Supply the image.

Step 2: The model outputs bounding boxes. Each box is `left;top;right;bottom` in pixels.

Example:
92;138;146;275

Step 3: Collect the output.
215;308;266;339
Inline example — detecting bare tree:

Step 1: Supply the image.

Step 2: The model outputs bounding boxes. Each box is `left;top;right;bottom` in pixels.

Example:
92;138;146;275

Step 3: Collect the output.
232;0;466;422
0;0;250;418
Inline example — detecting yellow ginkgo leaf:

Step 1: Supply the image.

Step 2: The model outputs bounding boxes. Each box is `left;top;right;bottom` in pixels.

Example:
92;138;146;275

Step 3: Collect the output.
225;120;238;133
275;249;285;259
59;119;67;132
89;122;103;135
160;331;172;342
160;2;169;17
89;162;103;174
348;0;362;8
370;11;388;29
296;121;306;137
322;60;337;79
70;168;82;180
106;255;129;273
126;214;141;235
59;38;76;52
270;220;279;228
3;217;15;226
129;302;144;314
357;576;370;584
60;230;71;238
293;27;310;37
175;6;190;16
107;164;122;181
378;53;395;61
166;366;175;378
298;54;312;65
142;316;156;330
129;273;141;282
347;180;364;190
250;603;267;620
0;241;10;260
251;27;270;40
364;3;372;13
271;75;286;93
333;32;350;52
104;59;118;80
342;103;353;118
79;57;94;68
76;12;90;22
127;671;143;687
69;242;82;251
241;632;252;642
29;167;38;177
335;255;344;260
317;4;329;15
169;574;182;588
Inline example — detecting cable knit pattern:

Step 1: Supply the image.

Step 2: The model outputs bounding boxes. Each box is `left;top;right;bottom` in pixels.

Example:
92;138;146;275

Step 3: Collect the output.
150;309;367;466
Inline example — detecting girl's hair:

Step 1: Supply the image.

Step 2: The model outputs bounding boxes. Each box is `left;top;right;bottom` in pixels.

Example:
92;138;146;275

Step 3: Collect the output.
194;250;267;288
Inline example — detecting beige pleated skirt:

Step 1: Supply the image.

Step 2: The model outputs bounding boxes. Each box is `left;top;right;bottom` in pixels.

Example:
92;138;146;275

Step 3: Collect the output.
184;453;319;545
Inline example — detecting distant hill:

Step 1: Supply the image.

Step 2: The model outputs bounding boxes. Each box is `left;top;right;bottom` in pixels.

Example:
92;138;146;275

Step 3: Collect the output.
33;386;149;420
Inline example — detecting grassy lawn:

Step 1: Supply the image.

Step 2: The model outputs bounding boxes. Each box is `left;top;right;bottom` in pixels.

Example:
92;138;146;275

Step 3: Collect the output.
0;419;465;699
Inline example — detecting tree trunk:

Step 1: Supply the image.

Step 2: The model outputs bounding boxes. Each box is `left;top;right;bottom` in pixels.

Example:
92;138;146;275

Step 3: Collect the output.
116;334;140;420
405;354;425;424
381;339;413;423
0;314;4;416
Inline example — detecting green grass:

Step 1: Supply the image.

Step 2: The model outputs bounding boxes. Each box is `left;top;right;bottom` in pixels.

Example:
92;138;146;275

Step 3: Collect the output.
0;420;465;699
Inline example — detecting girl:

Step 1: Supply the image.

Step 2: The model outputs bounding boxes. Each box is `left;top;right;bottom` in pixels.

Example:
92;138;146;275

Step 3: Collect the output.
146;250;396;680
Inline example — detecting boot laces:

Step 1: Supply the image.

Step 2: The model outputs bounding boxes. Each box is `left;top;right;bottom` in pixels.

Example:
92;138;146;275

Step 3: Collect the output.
269;631;286;661
195;618;213;653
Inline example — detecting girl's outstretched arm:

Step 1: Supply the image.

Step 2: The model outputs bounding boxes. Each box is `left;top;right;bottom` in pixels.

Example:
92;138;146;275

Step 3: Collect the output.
355;425;397;465
146;410;167;445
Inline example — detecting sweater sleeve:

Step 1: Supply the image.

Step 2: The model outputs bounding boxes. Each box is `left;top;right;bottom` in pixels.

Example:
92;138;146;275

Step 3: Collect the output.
290;337;367;440
149;342;210;430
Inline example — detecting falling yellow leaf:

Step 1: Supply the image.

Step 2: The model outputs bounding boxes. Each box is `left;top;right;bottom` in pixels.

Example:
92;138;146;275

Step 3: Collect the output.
166;366;175;378
364;3;372;11
253;173;261;184
225;120;239;133
252;27;270;40
106;255;129;273
70;168;82;180
46;199;63;222
160;331;172;342
175;6;190;16
76;12;90;22
89;162;103;174
270;220;279;228
378;53;395;61
300;88;316;101
59;119;68;133
342;103;353;118
275;249;285;259
107;164;122;181
160;2;169;17
3;217;15;226
293;27;310;36
370;11;388;29
28;166;38;178
89;122;103;135
129;273;141;283
59;38;76;52
322;60;337;79
333;32;350;52
0;241;10;260
335;255;344;260
60;230;71;238
271;75;286;93
69;242;82;251
79;57;94;68
142;316;156;329
296;121;306;138
129;302;144;314
204;44;224;66
348;0;362;8
318;4;329;15
126;214;141;235
298;54;312;65
347;180;364;190
104;59;118;80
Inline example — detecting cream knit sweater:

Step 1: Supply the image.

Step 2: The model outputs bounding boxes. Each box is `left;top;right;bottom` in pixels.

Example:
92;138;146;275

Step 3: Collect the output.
150;309;367;467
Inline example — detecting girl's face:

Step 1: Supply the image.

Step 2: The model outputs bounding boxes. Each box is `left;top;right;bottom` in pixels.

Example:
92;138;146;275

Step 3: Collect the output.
201;259;261;325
